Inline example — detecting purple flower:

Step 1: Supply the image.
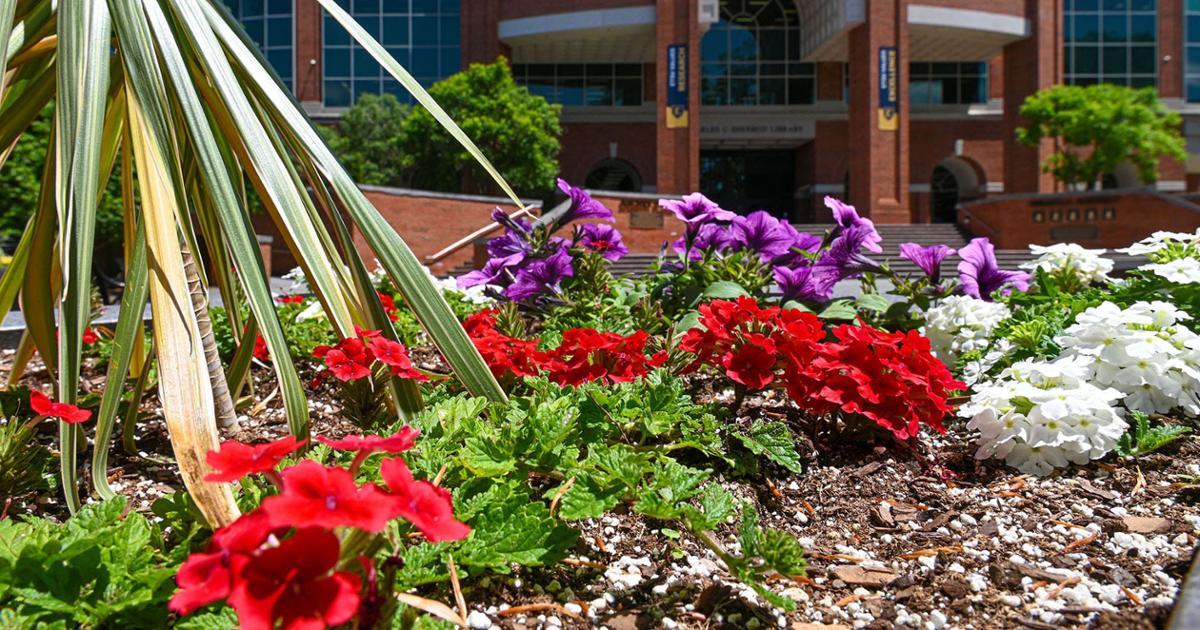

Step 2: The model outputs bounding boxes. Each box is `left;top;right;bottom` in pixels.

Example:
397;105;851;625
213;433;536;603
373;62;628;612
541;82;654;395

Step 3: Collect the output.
577;223;629;261
458;255;519;290
957;237;1031;301
774;265;839;304
660;193;737;225
732;211;794;260
771;223;822;267
824;196;882;253
672;223;739;259
486;229;533;262
557;179;614;225
505;247;575;301
899;243;956;284
822;224;884;279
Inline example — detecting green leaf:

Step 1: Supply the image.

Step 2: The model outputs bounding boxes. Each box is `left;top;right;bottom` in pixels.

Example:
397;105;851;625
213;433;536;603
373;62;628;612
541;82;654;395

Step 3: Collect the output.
818;299;857;320
634;459;710;521
855;293;893;313
459;437;516;477
1116;411;1192;458
702;281;751;300
457;482;577;570
734;420;803;473
681;483;736;532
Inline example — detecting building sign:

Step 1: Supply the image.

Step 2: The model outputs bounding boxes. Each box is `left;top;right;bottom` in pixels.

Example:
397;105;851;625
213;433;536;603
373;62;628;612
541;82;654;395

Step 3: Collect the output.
699;119;815;142
666;44;688;129
878;46;898;131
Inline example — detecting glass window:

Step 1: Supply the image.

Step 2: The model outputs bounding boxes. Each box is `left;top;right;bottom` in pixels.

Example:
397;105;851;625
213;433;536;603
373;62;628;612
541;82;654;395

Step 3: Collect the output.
322;1;461;106
1066;0;1156;87
700;0;814;106
1188;4;1200;100
225;0;293;89
511;64;646;107
907;62;988;105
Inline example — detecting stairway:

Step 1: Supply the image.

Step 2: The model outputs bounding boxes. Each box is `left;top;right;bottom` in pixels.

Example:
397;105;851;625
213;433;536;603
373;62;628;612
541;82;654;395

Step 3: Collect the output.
446;223;1145;279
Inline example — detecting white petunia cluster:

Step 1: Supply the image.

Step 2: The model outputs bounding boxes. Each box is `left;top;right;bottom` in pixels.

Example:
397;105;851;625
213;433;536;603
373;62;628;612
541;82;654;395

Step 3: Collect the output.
1056;301;1200;416
1141;257;1200;285
1020;243;1114;285
962;357;1127;476
1118;230;1200;257
922;295;1011;368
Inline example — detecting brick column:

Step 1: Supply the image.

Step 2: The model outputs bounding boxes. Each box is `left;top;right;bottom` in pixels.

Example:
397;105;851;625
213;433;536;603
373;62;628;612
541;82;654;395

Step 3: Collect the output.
655;0;700;194
1002;0;1063;194
461;0;505;67
1159;0;1182;100
294;0;322;104
846;0;910;223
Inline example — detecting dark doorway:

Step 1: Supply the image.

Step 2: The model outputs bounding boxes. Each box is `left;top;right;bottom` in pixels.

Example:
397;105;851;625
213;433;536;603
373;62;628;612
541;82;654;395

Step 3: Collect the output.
700;149;796;217
930;165;960;223
585;159;642;192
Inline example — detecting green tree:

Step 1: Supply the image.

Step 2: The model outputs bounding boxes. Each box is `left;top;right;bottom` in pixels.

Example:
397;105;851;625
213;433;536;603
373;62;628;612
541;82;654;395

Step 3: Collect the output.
1016;84;1186;190
398;59;561;195
321;92;410;186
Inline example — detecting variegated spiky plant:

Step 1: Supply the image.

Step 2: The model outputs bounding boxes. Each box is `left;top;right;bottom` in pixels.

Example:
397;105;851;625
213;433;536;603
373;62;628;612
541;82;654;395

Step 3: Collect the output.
0;0;516;526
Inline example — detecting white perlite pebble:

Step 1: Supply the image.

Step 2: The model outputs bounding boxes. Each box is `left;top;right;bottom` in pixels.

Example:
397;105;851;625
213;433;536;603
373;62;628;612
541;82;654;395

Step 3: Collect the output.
466;611;491;629
967;574;988;592
564;603;583;615
1001;595;1022;607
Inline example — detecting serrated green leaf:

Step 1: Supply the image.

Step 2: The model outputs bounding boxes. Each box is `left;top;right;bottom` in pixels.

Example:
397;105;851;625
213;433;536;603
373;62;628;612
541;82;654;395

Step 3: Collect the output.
855;293;893;313
682;483;736;532
818;299;857;320
634;459;710;520
735;420;803;473
457;484;577;570
459;437;516;477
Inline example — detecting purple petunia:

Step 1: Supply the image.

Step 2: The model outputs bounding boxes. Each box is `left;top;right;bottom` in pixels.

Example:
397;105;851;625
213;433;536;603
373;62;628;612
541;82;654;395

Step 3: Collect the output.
732;211;794;261
822;223;884;279
774;264;840;304
505;246;575;301
957;237;1031;301
577;223;629;261
899;243;956;285
673;223;739;259
556;179;614;226
824;196;882;253
660;193;738;225
458;255;519;290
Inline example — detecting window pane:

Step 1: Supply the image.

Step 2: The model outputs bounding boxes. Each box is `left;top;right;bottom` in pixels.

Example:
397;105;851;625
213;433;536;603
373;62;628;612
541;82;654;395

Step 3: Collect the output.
1130;45;1156;73
1074;46;1099;74
325;48;350;76
1102;14;1127;41
1103;45;1128;73
324;80;351;107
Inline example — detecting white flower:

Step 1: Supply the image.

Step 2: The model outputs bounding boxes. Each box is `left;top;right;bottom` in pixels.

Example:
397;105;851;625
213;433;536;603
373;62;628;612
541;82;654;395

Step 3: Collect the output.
1142;258;1200;284
1057;301;1200;416
921;295;1011;368
294;300;327;323
962;357;1127;476
281;266;310;294
1020;243;1114;285
1118;230;1200;256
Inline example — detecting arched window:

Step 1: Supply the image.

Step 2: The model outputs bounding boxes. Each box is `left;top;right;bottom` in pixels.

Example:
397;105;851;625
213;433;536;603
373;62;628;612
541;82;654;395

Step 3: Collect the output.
700;0;813;106
585;159;643;192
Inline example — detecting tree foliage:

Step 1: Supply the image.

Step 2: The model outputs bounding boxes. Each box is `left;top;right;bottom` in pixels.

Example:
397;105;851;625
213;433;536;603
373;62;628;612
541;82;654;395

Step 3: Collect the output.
1016;84;1186;190
321;93;410;187
396;59;561;196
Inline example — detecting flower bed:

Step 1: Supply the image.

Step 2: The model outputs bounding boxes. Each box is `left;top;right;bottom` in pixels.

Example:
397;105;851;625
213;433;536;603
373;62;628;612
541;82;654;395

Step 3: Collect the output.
1;188;1198;629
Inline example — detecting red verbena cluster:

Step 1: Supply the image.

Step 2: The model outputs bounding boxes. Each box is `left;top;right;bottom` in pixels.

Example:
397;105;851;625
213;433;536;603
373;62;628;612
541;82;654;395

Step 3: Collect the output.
464;310;666;386
171;429;469;628
681;298;965;440
312;327;425;385
377;291;401;322
276;295;305;305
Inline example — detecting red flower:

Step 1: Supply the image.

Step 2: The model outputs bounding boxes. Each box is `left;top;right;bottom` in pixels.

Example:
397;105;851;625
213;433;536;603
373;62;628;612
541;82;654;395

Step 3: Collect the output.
316;426;419;455
722;335;778;389
169;510;275;615
227;528;362;630
464;311;545;379
543;328;665;386
205;436;307;483
29;390;91;424
353;325;382;340
276;295;305;304
380;457;471;542
315;337;373;382
366;337;427;381
82;327;99;344
377;292;400;322
260;460;396;533
253;335;270;362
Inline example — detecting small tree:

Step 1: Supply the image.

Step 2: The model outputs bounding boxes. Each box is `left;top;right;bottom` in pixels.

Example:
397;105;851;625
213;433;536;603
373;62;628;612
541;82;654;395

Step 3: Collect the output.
398;59;562;195
1016;84;1186;190
322;93;410;187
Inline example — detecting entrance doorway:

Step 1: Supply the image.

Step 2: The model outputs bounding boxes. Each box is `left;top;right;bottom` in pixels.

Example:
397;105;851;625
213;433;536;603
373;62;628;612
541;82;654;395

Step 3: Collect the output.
930;165;960;223
700;149;796;217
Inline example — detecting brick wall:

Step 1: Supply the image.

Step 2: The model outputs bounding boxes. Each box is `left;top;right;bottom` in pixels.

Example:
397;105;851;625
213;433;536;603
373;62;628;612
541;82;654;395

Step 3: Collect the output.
960;191;1200;249
558;122;657;189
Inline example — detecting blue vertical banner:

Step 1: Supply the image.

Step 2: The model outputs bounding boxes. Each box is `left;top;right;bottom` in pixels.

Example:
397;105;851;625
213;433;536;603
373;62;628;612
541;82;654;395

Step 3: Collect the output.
878;46;899;131
666;44;689;129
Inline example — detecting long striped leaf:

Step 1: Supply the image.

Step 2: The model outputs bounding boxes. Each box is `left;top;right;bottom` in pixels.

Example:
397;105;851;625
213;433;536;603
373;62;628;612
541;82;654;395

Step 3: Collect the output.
91;218;148;500
55;0;112;513
314;0;522;208
201;1;506;403
0;0;20;103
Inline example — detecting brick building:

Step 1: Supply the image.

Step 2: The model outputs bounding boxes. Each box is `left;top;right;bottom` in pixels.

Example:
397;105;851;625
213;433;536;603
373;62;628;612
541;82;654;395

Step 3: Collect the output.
226;0;1200;224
